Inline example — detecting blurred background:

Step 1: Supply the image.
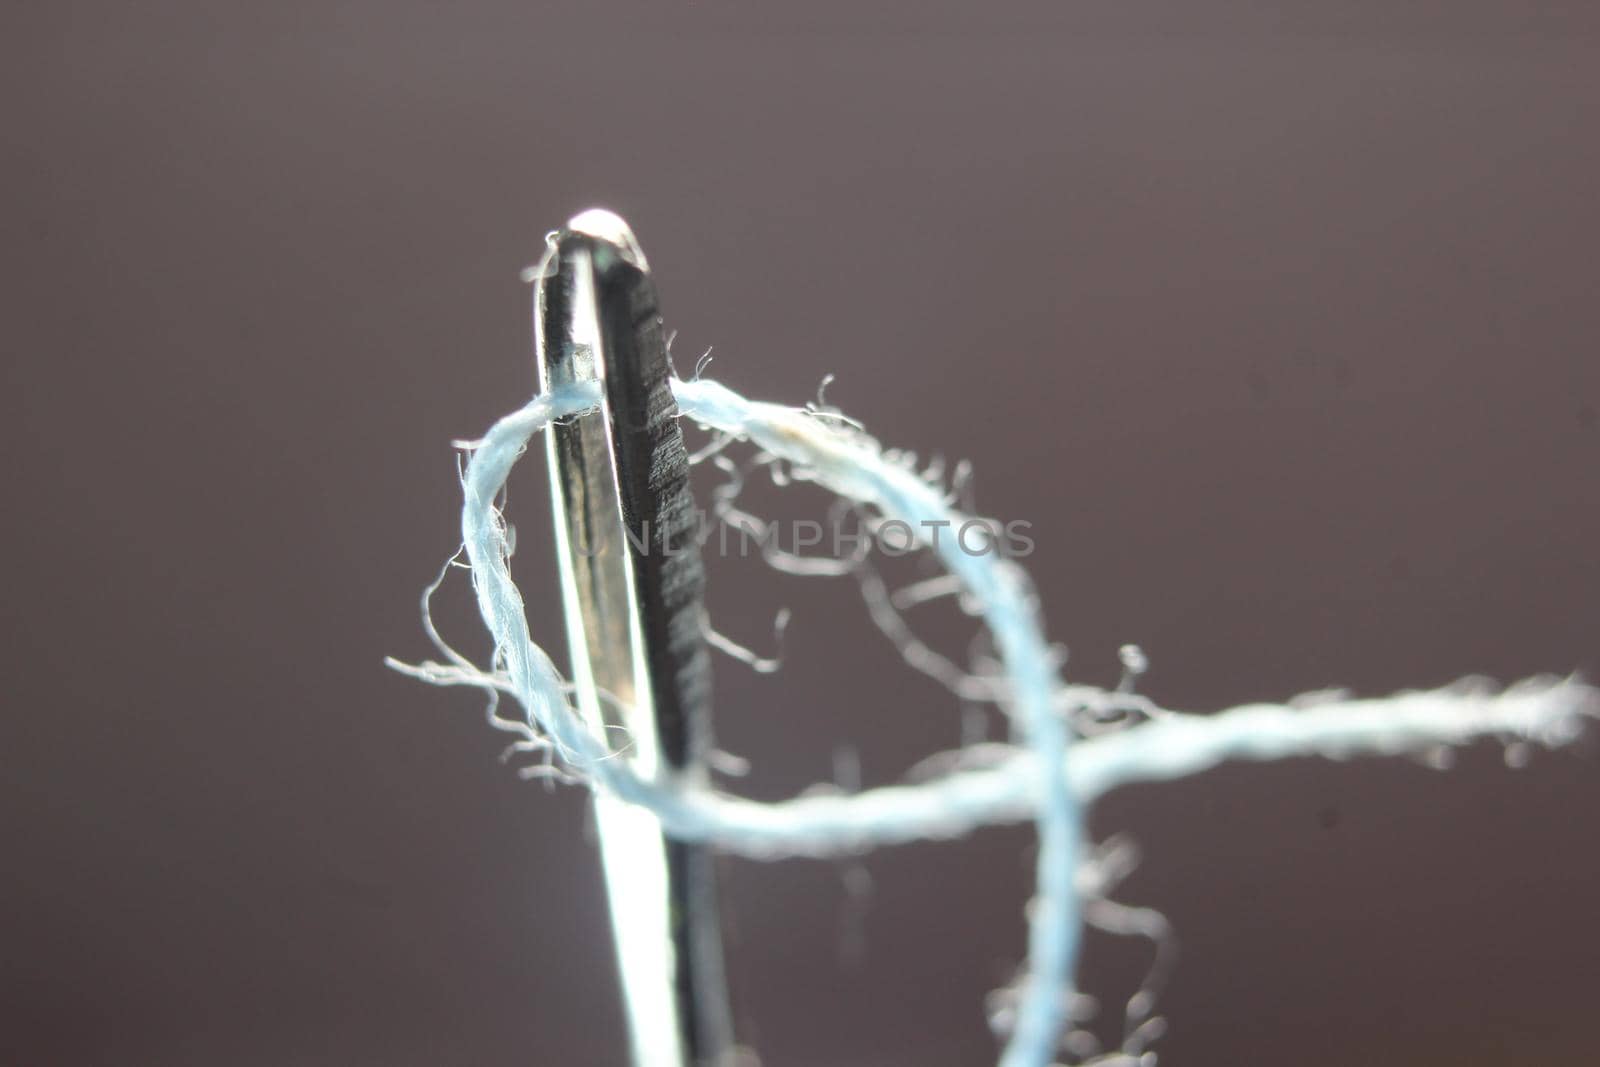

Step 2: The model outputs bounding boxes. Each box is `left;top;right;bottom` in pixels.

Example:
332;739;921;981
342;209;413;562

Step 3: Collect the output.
3;3;1597;1064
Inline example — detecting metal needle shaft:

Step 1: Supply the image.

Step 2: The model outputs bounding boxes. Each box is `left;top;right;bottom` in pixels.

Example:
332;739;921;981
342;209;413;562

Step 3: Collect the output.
534;209;732;1067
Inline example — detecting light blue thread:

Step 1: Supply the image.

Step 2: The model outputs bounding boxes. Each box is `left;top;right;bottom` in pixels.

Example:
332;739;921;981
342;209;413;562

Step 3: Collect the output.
397;375;1596;1067
672;376;1082;1066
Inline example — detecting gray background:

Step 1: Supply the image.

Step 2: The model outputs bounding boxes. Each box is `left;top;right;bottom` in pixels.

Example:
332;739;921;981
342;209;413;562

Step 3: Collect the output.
4;3;1597;1064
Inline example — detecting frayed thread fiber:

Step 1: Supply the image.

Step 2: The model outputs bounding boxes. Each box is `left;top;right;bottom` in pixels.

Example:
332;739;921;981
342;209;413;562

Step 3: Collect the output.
393;375;1595;1067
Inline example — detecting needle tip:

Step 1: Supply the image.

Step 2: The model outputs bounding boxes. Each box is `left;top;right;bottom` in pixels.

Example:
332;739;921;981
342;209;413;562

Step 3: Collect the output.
565;208;649;272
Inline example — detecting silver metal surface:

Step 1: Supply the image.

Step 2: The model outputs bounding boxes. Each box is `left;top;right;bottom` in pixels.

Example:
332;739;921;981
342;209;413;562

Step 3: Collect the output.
533;210;731;1067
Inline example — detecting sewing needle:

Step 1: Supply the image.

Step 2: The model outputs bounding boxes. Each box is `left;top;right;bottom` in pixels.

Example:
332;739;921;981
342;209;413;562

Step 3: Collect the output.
533;209;733;1067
